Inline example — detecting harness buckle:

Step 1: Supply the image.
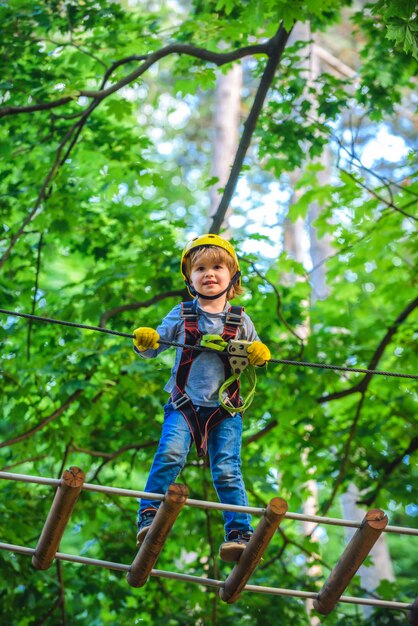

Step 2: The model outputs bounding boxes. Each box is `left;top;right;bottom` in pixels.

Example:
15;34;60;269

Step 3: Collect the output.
171;393;191;410
225;311;243;326
227;339;252;375
180;309;198;320
221;390;235;408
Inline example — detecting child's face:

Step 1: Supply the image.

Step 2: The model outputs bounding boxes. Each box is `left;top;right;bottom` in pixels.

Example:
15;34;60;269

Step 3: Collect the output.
189;256;232;299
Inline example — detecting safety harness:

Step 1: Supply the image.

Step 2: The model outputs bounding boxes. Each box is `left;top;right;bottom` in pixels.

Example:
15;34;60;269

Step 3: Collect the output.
170;301;244;457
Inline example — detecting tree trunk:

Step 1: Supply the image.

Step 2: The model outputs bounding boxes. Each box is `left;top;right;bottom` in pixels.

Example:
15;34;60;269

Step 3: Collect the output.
307;149;333;302
208;63;242;232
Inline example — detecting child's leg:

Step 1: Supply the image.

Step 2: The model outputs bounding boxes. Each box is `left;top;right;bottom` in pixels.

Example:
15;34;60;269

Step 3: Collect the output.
138;403;192;525
207;412;253;537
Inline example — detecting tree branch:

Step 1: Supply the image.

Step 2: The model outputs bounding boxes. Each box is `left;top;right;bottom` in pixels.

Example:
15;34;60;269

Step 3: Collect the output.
361;295;418;380
57;440;73;478
339;168;418;221
0;39;274;271
242;256;306;350
56;561;67;626
32;597;62;626
0;97;75;118
317;295;418;404
246;486;330;571
360;435;418;506
311;43;356;78
320;392;366;516
0;42;271;118
0;455;48;471
0;105;94;271
245;419;278;444
0;389;85;449
89;440;159;482
210;25;292;233
99;289;187;327
27;232;44;361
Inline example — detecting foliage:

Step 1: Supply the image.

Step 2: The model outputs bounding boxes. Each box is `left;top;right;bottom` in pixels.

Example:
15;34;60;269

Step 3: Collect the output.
0;1;417;625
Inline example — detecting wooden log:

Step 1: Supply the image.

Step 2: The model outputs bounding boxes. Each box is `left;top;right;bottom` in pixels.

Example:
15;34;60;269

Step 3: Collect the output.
32;466;85;570
126;483;188;588
313;508;388;615
219;497;288;604
408;597;418;625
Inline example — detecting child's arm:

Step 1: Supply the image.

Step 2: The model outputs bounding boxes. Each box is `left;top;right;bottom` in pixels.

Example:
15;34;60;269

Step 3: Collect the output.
240;312;271;366
247;341;271;366
133;304;182;358
133;327;160;351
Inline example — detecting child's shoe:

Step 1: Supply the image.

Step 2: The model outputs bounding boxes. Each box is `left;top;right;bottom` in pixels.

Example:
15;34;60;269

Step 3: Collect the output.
136;509;157;546
219;530;253;562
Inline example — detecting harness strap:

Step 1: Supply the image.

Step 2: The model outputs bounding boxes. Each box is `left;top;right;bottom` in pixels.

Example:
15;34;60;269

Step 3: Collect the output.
171;301;244;456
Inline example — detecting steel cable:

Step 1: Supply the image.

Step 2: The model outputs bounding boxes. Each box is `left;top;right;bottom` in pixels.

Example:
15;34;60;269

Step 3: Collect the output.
0;308;416;380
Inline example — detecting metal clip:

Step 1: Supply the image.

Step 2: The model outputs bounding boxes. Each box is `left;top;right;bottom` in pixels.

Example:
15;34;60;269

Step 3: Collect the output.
227;340;252;375
225;311;243;326
171;393;191;410
180;309;198;320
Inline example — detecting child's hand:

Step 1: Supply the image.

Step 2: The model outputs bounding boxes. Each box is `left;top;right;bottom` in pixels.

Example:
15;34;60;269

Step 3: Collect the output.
133;327;160;351
247;341;271;365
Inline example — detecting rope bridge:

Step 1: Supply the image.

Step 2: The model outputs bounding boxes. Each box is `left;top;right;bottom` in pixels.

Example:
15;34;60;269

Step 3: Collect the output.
0;310;416;617
0;469;416;620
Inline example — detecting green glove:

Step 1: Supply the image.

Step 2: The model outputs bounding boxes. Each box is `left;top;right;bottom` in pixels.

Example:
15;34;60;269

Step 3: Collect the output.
133;327;160;351
247;341;271;366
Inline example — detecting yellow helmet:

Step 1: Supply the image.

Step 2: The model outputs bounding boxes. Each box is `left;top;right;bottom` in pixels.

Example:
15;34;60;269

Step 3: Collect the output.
180;233;241;299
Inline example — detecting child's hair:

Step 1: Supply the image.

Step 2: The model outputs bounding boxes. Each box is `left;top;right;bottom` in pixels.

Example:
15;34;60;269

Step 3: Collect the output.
184;245;243;300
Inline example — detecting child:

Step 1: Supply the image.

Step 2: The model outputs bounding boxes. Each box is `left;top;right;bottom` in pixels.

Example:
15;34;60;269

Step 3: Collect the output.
133;234;270;562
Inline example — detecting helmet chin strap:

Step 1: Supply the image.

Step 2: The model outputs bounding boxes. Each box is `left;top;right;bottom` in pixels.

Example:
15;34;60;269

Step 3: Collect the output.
186;271;241;301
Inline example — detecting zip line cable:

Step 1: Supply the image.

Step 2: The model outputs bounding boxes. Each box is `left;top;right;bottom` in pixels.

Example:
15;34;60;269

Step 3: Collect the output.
1;308;417;380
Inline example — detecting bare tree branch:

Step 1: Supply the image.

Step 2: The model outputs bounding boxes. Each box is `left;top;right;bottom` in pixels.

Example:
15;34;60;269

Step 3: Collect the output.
0;39;277;271
0;455;48;471
311;43;356;78
245;419;278;444
99;289;187;327
0;108;93;270
57;440;73;478
27;232;44;361
305;296;418;513
317;295;418;404
1;97;76;118
241;256;306;352
0;388;86;449
89;440;159;481
362;296;418;378
56;561;67;626
339;168;418;221
320;392;366;516
360;435;418;506
0;42;271;119
31;597;62;626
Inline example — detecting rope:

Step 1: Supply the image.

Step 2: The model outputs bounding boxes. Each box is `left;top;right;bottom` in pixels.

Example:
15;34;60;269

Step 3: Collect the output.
0;542;414;612
219;366;257;413
1;308;417;380
1;471;417;536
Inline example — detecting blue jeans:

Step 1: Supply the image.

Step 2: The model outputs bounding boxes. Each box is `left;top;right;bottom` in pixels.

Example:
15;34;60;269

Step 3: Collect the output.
138;403;253;537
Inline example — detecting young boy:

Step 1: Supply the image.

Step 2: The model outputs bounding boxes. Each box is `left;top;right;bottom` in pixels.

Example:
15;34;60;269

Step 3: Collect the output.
133;234;270;562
